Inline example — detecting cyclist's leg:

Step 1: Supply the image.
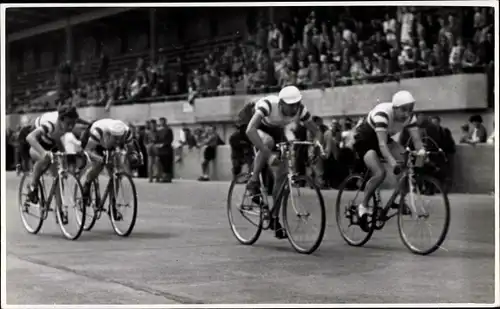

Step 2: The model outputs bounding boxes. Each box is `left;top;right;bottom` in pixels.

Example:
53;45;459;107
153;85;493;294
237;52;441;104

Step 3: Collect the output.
81;146;105;197
28;142;52;194
361;150;386;214
248;129;275;185
353;124;386;217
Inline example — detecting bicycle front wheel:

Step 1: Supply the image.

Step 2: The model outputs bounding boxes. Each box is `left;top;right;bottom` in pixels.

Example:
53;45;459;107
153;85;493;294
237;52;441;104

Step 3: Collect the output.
398;174;450;255
109;172;138;237
56;172;86;240
227;173;263;245
282;175;326;254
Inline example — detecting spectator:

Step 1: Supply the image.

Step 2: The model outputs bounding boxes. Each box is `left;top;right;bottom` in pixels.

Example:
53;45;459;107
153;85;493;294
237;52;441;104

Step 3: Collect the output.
467;114;488;144
157;117;174;183
487;121;495;145
296;60;310;88
449;37;465;72
308;54;320;86
145;119;160;183
459;124;470;144
218;71;232;95
461;41;479;71
198;125;223;181
400;7;415;45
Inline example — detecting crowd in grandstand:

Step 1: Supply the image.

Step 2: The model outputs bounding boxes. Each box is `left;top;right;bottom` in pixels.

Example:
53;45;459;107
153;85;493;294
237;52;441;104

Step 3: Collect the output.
5;6;496;185
7;6;495;113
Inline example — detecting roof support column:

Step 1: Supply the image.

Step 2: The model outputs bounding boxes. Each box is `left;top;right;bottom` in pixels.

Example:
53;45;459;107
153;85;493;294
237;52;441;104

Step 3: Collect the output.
65;20;74;63
149;8;156;64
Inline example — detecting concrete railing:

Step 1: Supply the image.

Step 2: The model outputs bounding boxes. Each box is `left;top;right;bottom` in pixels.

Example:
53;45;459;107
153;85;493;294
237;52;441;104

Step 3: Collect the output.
174;144;495;194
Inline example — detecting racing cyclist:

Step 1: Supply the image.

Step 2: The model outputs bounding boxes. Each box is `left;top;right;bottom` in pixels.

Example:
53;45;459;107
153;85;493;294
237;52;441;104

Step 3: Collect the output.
352;90;426;224
80;118;141;219
25;105;80;209
245;85;324;239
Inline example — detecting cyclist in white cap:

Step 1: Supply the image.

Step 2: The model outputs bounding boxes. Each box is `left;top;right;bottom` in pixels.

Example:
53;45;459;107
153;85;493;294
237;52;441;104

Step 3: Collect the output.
245;85;324;239
352;90;426;228
80;118;141;214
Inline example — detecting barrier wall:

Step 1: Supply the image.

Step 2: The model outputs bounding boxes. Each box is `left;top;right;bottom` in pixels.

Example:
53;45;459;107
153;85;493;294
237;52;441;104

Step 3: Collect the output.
174;144;495;194
7;73;489;127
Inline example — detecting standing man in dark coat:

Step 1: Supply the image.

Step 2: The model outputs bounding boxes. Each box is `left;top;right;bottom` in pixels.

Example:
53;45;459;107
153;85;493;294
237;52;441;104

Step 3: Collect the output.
157;117;174;183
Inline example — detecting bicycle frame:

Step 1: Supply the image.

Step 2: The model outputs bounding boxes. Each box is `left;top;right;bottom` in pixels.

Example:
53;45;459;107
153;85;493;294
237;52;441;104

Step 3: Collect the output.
38;154;70;218
93;149;122;210
256;141;316;219
371;148;441;222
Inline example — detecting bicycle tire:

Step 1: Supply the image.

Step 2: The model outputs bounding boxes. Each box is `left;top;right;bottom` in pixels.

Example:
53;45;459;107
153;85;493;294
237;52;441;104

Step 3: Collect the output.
281;175;326;254
109;172;138;237
82;179;101;232
227;173;263;245
335;173;376;247
56;172;86;240
397;174;450;255
18;174;45;234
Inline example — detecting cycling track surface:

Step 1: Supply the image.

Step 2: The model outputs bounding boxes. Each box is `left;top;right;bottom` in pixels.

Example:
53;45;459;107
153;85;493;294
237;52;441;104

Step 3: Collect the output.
3;172;497;305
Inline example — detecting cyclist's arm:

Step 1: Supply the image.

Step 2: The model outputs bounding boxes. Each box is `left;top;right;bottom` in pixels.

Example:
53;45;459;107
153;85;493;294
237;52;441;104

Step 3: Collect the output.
26;128;49;156
246;111;270;154
76;118;91;126
303;118;321;142
84;139;104;163
406;115;424;150
375;130;397;167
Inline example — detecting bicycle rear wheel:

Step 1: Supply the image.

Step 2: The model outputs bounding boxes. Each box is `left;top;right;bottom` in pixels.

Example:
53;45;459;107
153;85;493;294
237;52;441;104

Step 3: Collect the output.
18;174;46;234
398;174;450;255
335;173;376;247
109;172;138;237
56;172;86;240
282;175;326;254
227;173;263;245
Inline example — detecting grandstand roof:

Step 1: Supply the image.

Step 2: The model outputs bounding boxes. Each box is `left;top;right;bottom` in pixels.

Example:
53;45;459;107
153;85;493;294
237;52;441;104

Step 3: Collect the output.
6;7;99;34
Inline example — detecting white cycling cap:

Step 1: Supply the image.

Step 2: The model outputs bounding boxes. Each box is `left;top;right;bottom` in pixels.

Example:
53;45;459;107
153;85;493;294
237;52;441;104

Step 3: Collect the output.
279;85;302;105
392;90;415;107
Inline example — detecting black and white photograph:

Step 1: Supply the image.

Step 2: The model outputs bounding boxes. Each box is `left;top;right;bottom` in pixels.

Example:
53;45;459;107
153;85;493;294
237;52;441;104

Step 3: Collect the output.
1;2;498;306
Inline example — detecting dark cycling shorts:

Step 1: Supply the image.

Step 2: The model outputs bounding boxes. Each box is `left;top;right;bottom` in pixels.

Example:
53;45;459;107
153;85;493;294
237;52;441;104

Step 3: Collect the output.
257;123;287;150
353;121;392;160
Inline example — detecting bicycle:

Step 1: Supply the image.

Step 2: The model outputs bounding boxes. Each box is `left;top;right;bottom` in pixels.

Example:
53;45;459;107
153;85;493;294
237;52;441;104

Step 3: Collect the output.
227;140;326;254
80;147;138;237
335;147;450;255
18;152;86;240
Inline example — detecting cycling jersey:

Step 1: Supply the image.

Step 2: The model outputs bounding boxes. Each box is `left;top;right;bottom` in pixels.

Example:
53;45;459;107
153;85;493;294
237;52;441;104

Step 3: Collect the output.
367;102;418;136
34;111;61;145
255;95;311;127
88;119;133;148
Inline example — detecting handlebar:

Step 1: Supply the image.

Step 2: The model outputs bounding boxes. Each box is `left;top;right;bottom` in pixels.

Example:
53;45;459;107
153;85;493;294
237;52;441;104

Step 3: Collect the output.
401;147;444;156
276;140;317;147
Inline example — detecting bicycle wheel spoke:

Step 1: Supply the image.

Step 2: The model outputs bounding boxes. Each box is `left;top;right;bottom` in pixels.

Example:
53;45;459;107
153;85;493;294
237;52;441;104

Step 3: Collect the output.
18;174;45;234
56;173;86;240
283;176;326;254
398;175;450;255
335;174;376;247
227;174;263;245
110;173;138;237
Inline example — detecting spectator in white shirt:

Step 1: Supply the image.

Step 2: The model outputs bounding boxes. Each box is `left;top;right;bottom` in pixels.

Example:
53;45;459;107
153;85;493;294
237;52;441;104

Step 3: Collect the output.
449;37;465;72
400;7;415;45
